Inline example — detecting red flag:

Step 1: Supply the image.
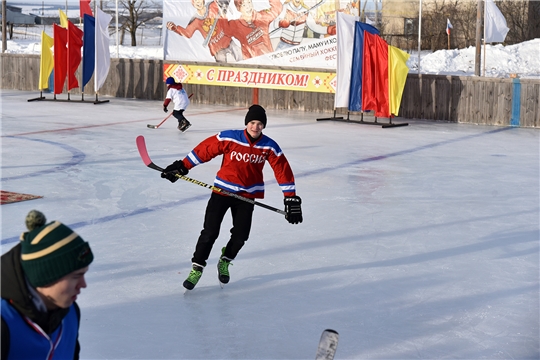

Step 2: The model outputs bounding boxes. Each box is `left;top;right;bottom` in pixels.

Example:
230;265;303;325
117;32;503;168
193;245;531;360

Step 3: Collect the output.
373;34;389;118
80;0;93;17
361;32;390;118
361;32;377;113
53;24;68;94
67;21;84;90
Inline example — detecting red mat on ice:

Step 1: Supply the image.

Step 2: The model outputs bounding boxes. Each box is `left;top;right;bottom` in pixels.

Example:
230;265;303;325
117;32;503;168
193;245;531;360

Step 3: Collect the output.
0;191;43;205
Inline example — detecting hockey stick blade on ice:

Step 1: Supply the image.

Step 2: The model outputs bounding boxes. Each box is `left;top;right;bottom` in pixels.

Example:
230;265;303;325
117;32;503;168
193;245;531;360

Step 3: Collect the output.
147;113;173;129
315;329;339;360
136;135;287;216
147;93;193;129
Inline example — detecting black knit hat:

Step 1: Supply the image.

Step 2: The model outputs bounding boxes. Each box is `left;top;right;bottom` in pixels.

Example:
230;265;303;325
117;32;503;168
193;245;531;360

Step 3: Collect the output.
20;210;93;288
245;104;267;128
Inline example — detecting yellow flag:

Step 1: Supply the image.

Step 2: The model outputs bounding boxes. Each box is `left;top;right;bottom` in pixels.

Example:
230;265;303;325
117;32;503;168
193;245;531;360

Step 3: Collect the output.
388;46;410;116
39;31;54;90
59;9;68;28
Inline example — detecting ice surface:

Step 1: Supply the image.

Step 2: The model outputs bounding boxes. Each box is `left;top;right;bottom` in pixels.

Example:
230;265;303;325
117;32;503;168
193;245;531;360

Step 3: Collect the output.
1;90;539;359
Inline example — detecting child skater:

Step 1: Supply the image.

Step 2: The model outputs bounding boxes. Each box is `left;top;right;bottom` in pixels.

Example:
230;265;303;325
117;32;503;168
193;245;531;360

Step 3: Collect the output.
163;77;191;132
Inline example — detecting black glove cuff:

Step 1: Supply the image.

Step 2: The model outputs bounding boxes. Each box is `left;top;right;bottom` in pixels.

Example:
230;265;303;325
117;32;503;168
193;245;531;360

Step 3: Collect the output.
284;196;301;205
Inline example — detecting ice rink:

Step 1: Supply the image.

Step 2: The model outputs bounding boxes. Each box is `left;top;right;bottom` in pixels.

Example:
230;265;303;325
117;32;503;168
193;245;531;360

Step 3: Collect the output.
1;90;539;359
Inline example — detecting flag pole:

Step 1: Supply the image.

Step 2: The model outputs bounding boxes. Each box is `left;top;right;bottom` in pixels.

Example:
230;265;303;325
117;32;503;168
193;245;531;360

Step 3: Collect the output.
417;0;422;74
116;0;119;57
483;0;486;77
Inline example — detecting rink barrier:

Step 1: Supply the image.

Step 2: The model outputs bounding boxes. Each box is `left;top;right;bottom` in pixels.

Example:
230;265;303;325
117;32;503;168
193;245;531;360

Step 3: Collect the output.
0;54;538;128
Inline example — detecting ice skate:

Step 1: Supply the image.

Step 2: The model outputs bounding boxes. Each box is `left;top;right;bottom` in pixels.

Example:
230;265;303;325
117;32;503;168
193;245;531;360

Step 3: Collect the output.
183;263;204;291
217;247;232;287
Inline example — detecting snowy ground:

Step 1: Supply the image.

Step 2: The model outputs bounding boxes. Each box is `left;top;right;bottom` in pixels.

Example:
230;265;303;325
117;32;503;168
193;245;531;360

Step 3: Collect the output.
1;90;539;359
4;23;540;79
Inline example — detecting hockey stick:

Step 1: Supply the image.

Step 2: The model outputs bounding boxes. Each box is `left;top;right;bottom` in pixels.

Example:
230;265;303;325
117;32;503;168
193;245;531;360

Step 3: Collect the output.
269;0;327;36
147;93;193;129
315;329;339;360
147;113;173;129
136;135;287;216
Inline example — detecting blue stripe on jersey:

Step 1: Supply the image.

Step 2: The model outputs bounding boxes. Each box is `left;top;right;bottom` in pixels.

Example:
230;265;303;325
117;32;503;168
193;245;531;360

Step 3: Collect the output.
279;183;296;193
218;130;283;157
215;176;265;194
187;151;203;166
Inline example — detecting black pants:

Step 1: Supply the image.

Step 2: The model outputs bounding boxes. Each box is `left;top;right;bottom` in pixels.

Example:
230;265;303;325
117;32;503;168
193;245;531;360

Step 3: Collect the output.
192;192;255;267
173;109;190;126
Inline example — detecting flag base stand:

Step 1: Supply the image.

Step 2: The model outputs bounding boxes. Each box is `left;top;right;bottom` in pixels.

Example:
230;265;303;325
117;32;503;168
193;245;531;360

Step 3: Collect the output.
317;111;408;128
316;109;344;121
93;94;110;104
27;93;110;105
27;91;46;102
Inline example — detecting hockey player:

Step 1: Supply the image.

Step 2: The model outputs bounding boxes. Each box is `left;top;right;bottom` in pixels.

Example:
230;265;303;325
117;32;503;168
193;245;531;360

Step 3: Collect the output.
228;0;282;59
160;104;303;290
273;0;336;51
166;0;242;63
163;77;191;132
1;210;93;359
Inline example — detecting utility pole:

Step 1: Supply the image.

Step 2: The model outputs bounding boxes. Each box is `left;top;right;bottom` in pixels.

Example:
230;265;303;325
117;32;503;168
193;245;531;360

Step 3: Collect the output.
2;0;7;52
474;0;483;76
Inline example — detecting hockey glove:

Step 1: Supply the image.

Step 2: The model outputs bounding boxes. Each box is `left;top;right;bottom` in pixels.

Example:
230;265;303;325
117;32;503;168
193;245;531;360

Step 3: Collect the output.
284;196;303;224
161;160;189;183
163;106;168;113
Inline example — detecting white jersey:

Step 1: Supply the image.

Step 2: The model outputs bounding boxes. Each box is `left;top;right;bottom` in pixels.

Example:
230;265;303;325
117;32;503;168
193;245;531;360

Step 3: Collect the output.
166;87;190;111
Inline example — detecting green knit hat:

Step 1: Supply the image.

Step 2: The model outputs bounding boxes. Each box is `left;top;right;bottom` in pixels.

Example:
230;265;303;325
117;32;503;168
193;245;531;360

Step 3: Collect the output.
20;210;93;288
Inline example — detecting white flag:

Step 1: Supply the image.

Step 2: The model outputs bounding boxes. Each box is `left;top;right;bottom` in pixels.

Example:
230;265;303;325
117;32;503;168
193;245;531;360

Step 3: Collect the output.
484;0;509;43
95;7;112;92
334;12;360;109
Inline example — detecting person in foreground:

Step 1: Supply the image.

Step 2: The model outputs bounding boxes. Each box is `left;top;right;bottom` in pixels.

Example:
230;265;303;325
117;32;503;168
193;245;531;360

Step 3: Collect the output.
1;210;94;359
163;76;191;132
161;104;303;290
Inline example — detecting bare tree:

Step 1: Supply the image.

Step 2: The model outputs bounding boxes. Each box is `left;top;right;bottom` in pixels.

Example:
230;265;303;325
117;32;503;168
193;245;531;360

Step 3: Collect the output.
528;1;540;39
118;0;160;46
498;0;532;44
450;0;477;48
420;0;460;51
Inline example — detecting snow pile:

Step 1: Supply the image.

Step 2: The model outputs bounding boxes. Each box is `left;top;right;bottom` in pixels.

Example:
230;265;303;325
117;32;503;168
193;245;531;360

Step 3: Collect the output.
410;39;540;78
4;34;540;78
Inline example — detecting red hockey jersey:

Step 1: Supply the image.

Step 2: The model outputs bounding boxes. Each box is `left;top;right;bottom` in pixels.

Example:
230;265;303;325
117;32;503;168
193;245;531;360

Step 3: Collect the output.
182;129;296;199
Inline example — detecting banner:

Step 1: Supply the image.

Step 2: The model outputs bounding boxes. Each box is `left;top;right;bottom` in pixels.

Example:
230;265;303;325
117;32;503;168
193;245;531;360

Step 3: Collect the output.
67;21;84;90
484;0;509;43
164;64;336;93
95;8;112;91
162;0;360;69
348;21;379;111
53;24;68;94
334;12;359;108
39;31;54;90
59;9;68;28
80;0;93;17
82;14;95;89
388;46;410;116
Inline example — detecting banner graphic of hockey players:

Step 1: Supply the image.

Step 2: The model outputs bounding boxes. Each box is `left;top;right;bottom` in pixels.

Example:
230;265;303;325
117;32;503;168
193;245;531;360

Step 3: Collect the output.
163;0;358;70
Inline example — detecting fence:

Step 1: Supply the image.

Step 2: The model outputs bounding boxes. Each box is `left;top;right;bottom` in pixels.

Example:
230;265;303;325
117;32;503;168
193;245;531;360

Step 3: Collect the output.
1;53;538;127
